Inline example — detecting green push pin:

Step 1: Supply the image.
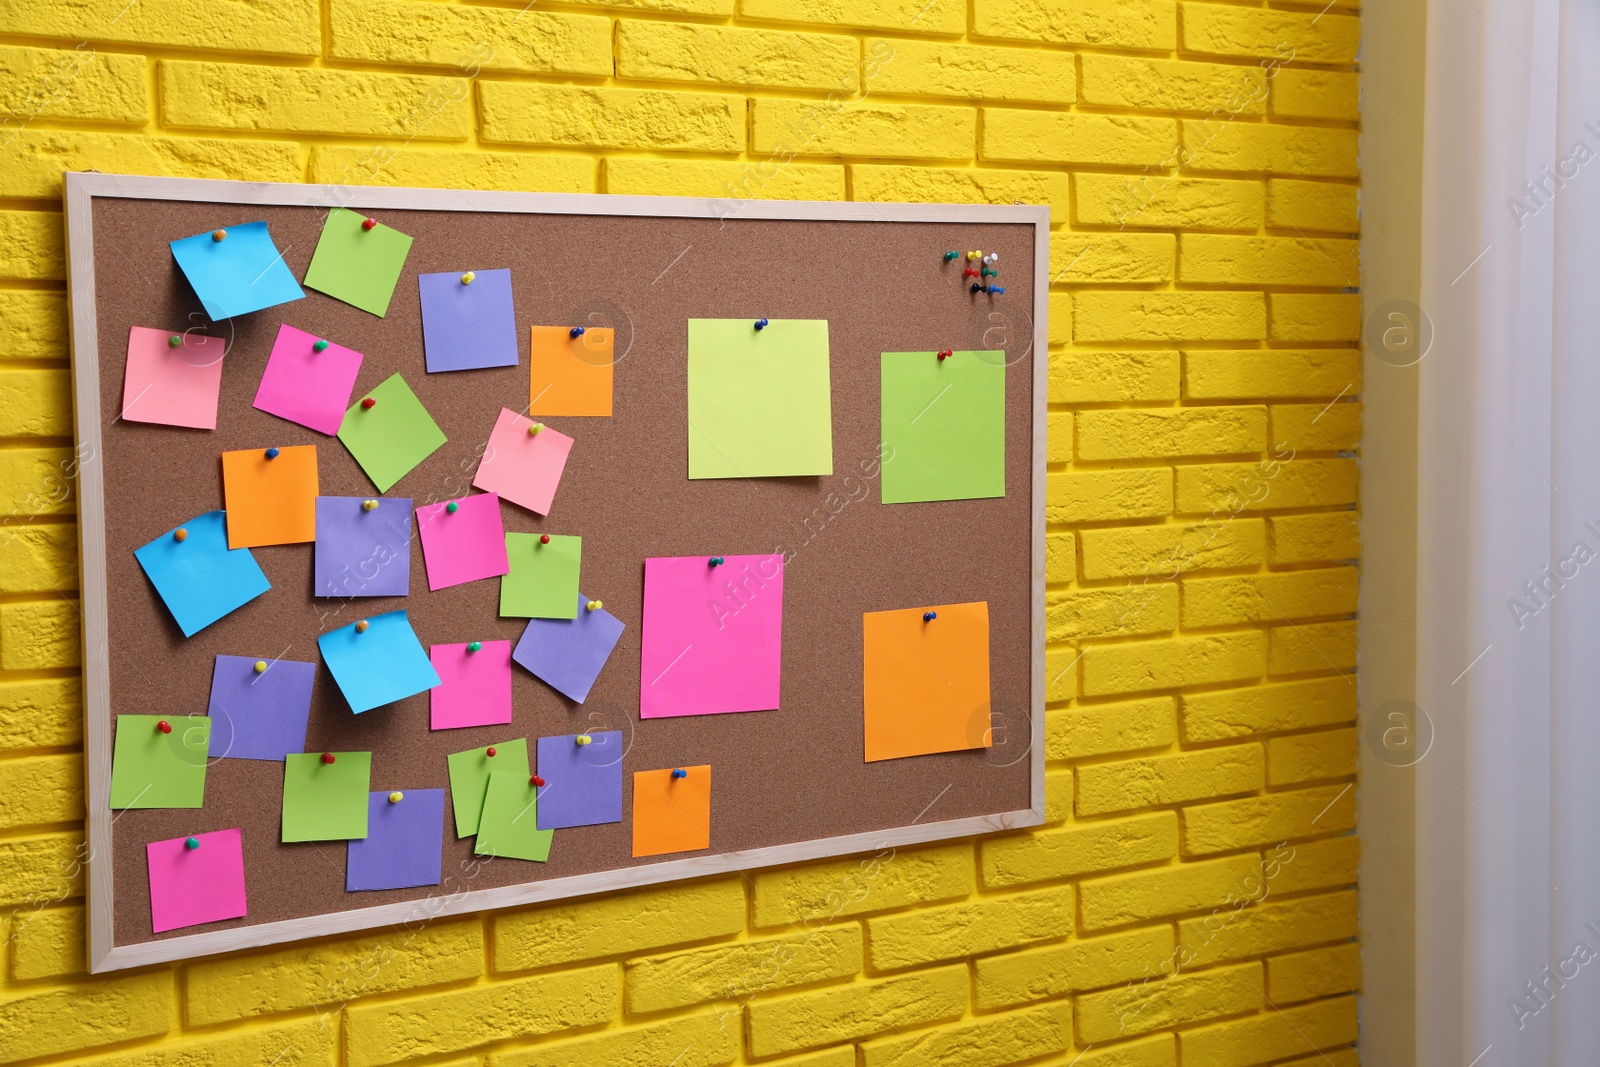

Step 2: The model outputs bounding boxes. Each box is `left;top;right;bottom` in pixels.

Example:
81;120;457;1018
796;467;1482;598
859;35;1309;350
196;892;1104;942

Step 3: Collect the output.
313;339;330;352
943;251;959;262
467;641;482;653
446;501;459;514
184;837;200;850
168;334;182;348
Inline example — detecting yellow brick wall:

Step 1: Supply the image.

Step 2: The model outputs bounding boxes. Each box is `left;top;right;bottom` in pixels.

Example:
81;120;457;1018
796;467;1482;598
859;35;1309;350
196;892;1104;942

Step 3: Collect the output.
0;0;1360;1061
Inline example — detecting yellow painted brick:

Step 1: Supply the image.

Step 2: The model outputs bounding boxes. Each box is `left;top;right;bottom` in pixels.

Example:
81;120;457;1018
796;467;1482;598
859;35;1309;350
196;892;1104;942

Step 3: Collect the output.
0;292;67;360
1182;568;1358;628
742;0;964;33
610;158;843;200
70;1018;334;1067
620;22;857;92
0;523;76;594
760;1051;856;1067
973;0;1176;49
1180;235;1358;288
1272;402;1360;453
0;211;63;281
1182;996;1357;1066
484;83;742;152
0;0;320;55
1081;55;1266;115
346;964;616;1067
10;902;82;979
1052;232;1174;285
1269;512;1359;565
1270;293;1362;342
1046;696;1177;760
0;368;72;437
1076;293;1265;343
0;832;82;907
1181;676;1355;742
488;1009;738;1067
1270;619;1357;674
868;885;1073;969
747;965;968;1057
853;164;1071;207
1050;291;1073;342
1277;1051;1360;1067
0;677;81;749
1183;783;1355;855
1078;407;1266;461
310;146;595;193
1179;889;1356;967
1047;412;1074;465
569;0;730;13
1273;69;1360;122
0;971;171;1061
0;754;79;831
1078;1034;1177;1067
1082;631;1264;698
1046;531;1075;584
1050;350;1180;403
1045;646;1079;703
0;447;76;515
1184;120;1360;178
1183;4;1361;64
1046;469;1173;524
1186;350;1360;400
1268;942;1360;1002
0;600;79;670
626;923;860;1012
984;109;1177;166
1047;583;1178;641
861;1002;1071;1067
1080;519;1266;580
0;45;146;124
1080;853;1263;930
1268;179;1359;232
982;812;1177;887
865;38;1076;103
0;128;303;199
496;878;744;969
975;926;1175;1009
1046;766;1072;822
753;98;975;160
1078;745;1263;816
330;0;611;75
1078;961;1262;1041
161;61;469;139
1074;174;1259;231
1270;835;1358;894
1174;459;1358;514
753;843;972;927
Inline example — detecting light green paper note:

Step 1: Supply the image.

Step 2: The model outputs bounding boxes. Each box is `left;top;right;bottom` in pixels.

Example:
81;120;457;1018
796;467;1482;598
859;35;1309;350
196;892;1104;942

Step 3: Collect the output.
338;373;447;492
687;319;833;479
109;714;209;809
880;351;1005;504
446;737;529;837
500;533;581;619
281;751;372;842
474;771;554;861
302;207;414;317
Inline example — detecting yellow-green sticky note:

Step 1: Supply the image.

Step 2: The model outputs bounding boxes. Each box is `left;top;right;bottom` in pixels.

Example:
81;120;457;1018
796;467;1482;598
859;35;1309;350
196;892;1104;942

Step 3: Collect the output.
302;207;414;317
475;771;553;861
446;738;529;837
109;715;209;809
282;751;372;842
338;373;447;492
500;533;581;619
880;351;1005;504
687;319;833;478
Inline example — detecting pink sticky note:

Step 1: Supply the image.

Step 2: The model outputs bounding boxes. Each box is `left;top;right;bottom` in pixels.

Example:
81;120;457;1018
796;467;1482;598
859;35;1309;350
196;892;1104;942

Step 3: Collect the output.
415;492;510;590
640;554;784;718
472;407;574;516
146;828;248;933
121;325;225;429
253;323;364;435
429;640;513;730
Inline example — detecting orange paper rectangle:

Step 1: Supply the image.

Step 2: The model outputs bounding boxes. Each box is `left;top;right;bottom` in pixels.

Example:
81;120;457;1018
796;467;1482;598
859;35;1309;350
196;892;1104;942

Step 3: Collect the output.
631;766;711;857
863;601;991;762
530;326;613;417
221;445;319;548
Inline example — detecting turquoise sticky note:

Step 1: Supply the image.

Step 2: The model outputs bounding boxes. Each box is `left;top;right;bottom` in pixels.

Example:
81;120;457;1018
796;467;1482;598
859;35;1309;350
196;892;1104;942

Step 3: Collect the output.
134;511;271;637
318;609;441;713
880;351;1006;503
169;222;305;321
109;714;209;808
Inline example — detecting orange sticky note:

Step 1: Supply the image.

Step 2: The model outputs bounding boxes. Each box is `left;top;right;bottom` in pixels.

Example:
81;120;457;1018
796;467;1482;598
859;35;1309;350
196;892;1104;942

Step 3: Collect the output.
863;602;992;762
221;445;318;548
632;766;711;857
530;326;613;417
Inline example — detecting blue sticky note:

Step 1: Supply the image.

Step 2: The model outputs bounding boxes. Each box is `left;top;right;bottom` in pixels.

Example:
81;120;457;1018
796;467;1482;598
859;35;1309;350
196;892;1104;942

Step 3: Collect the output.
169;221;305;321
134;511;271;638
418;268;518;372
318;609;441;713
535;732;623;830
512;594;626;703
347;789;445;891
207;654;316;761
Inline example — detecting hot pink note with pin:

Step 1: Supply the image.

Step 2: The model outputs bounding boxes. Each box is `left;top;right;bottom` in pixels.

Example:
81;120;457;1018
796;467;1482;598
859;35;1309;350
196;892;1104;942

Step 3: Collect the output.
146;828;248;933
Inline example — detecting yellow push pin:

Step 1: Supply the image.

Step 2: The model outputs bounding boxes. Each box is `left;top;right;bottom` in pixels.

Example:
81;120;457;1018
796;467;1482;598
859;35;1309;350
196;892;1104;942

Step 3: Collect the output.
355;620;369;632
528;422;543;435
362;499;378;511
586;599;602;612
576;734;592;746
253;660;268;673
966;249;982;261
388;791;403;804
461;271;475;285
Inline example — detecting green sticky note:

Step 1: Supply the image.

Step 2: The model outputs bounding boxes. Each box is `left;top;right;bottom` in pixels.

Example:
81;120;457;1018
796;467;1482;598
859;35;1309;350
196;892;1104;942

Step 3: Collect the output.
282;751;372;842
475;771;554;861
446;738;529;837
687;319;833;478
338;373;447;492
109;715;209;809
302;207;414;317
500;533;581;619
880;351;1006;504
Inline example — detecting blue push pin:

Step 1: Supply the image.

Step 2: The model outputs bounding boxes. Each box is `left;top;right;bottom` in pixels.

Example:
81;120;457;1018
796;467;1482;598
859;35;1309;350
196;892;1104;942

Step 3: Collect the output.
754;318;769;330
570;326;585;338
265;447;280;460
671;768;687;779
923;611;937;622
990;285;1005;295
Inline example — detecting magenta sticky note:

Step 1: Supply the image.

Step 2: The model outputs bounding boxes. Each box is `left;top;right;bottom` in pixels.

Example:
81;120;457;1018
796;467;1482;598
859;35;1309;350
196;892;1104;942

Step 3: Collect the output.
429;640;513;730
146;828;247;933
121;326;225;429
640;554;785;718
415;492;509;590
253;323;364;435
472;408;574;516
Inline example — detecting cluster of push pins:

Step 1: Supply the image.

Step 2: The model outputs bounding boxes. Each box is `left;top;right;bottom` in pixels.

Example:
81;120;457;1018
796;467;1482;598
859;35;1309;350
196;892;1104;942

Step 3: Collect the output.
942;249;1004;295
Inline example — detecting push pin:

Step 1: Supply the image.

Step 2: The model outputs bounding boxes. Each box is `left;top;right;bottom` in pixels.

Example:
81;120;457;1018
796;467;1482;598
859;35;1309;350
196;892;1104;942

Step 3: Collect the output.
445;501;459;514
254;660;268;673
212;229;227;242
168;334;182;348
570;326;585;338
530;775;545;787
486;747;497;757
362;499;379;510
981;267;997;278
671;768;687;779
576;734;592;746
709;556;724;567
971;283;984;293
362;397;376;410
754;318;769;330
963;268;979;279
937;350;951;361
461;271;475;285
528;422;543;435
185;836;200;850
540;534;550;545
321;752;336;765
157;720;172;734
943;251;960;261
389;791;403;803
990;285;1005;295
313;339;330;352
265;447;280;459
586;599;602;611
356;620;369;632
362;218;377;231
174;528;188;542
923;611;937;622
468;641;482;653
967;250;982;261
984;253;998;265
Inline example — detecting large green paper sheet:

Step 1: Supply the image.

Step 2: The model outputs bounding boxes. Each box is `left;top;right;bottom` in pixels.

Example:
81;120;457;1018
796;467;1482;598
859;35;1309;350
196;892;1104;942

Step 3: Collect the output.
302;207;414;316
687;319;833;478
446;737;529;837
474;771;554;861
880;351;1006;504
109;715;209;809
281;751;372;842
337;373;447;492
500;533;581;618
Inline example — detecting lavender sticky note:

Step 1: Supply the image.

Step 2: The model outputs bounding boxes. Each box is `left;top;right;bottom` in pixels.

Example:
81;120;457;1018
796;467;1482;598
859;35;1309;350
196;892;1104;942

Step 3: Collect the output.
347;789;445;891
535;732;623;830
254;323;364;435
512;594;626;703
429;640;513;730
207;654;315;761
415;493;509;590
418;268;518;372
314;496;413;598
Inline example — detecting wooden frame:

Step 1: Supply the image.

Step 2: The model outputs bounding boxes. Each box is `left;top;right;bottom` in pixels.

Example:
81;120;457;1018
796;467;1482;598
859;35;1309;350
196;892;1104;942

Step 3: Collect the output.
63;172;1049;974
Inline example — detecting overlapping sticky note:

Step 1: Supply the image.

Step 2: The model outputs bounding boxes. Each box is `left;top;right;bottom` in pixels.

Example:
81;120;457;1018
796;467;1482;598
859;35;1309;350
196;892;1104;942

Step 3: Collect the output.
254;324;364;435
687;319;832;478
535;732;622;829
303;208;413;317
880;351;1005;504
472;408;573;516
446;738;528;837
500;533;581;618
282;752;372;842
121;326;225;429
512;595;625;704
476;772;553;861
429;640;512;730
639;554;784;718
419;268;518;372
347;789;445;891
206;655;315;761
147;829;247;933
530;326;613;416
416;493;509;591
862;601;992;762
170;221;304;321
221;444;318;548
134;511;271;637
338;373;447;492
110;714;209;808
632;766;711;858
317;610;440;713
314;496;413;598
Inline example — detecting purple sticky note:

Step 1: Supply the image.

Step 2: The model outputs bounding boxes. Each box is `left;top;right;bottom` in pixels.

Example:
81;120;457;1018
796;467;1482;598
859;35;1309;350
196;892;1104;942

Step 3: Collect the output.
534;732;624;829
347;789;445;891
430;640;513;730
512;594;626;703
415;493;509;590
314;496;413;598
254;323;364;435
418;268;518;372
147;828;248;933
207;654;316;761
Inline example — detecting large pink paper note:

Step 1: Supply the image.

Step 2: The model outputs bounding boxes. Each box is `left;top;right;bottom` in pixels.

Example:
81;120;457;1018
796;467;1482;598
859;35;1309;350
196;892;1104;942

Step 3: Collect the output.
121;325;225;429
253;323;364;435
639;554;784;718
472;407;574;516
415;492;509;590
429;639;513;730
146;828;248;933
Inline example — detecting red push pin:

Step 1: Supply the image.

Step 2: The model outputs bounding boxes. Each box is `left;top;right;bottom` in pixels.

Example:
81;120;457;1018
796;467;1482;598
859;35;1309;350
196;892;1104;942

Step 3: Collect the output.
530;775;545;787
486;747;497;757
362;217;377;231
361;397;376;410
157;720;172;734
539;534;550;545
321;752;336;765
937;350;952;361
963;267;979;279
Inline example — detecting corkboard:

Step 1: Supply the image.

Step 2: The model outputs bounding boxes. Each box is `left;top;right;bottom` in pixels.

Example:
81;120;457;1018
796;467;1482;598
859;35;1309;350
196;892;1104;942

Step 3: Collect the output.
65;175;1046;970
